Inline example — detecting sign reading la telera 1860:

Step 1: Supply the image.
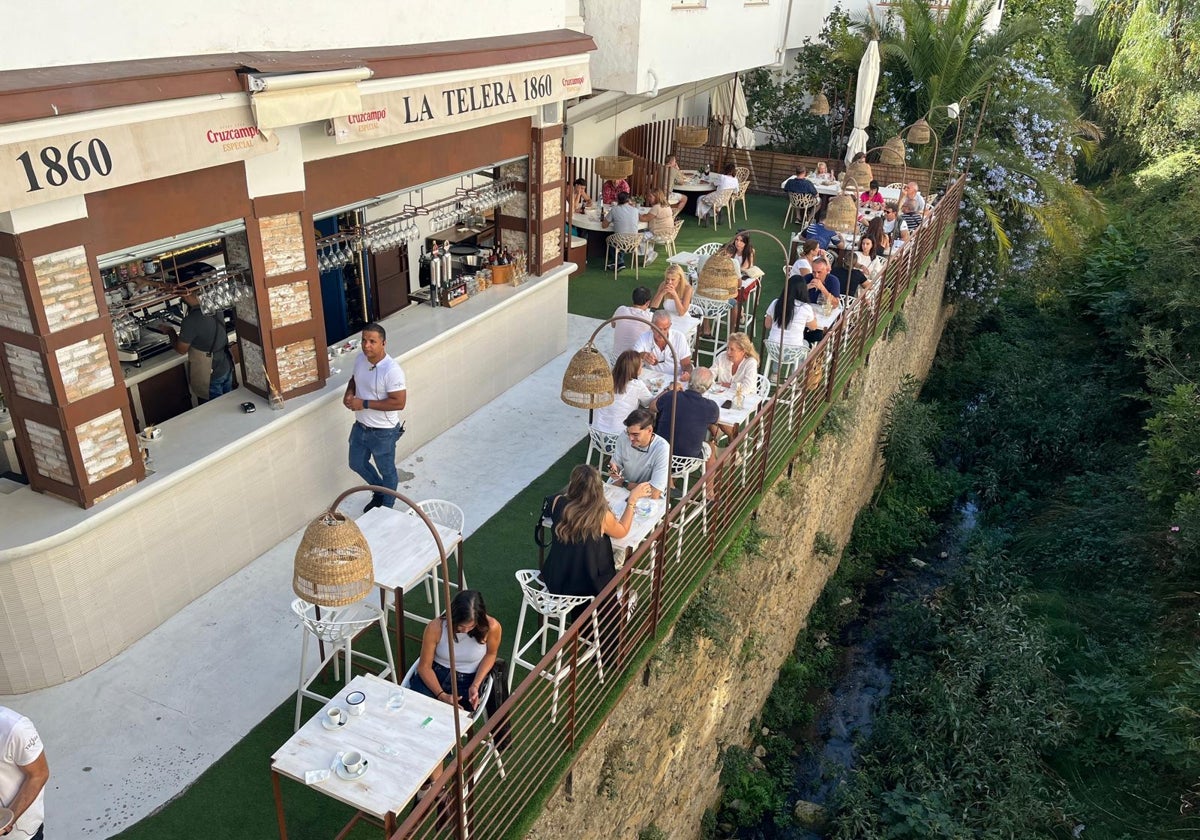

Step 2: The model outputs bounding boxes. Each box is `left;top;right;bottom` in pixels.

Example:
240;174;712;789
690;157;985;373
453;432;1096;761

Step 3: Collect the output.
0;106;279;212
330;62;591;145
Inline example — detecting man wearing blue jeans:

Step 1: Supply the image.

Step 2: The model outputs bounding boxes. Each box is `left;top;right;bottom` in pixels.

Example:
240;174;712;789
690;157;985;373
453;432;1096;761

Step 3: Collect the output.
343;323;407;513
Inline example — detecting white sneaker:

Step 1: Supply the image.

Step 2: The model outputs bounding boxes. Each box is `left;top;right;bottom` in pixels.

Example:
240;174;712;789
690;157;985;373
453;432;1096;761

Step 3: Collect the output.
644;250;658;265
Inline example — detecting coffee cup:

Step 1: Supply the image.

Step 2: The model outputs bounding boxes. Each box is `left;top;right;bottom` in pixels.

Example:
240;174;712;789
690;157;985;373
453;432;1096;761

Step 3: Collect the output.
325;707;343;727
342;750;364;774
346;691;366;716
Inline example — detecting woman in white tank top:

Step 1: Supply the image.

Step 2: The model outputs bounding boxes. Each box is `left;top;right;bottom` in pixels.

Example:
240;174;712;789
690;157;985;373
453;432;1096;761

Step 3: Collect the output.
412;590;502;712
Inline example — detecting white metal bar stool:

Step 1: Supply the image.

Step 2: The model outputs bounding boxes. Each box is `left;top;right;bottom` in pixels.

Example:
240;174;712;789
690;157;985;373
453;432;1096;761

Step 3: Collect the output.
292;597;396;730
414;499;466;603
508;570;604;723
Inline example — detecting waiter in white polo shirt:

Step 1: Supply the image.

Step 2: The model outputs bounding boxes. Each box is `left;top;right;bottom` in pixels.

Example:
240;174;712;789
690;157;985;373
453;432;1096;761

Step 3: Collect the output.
343;322;408;513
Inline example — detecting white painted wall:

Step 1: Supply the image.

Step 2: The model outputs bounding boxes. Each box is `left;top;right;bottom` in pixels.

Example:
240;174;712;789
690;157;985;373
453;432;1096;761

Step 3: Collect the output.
565;90;709;160
784;0;877;50
585;0;791;94
2;0;571;72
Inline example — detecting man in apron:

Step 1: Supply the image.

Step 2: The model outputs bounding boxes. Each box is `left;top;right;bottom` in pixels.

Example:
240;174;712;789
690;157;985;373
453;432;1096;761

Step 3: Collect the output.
167;288;233;402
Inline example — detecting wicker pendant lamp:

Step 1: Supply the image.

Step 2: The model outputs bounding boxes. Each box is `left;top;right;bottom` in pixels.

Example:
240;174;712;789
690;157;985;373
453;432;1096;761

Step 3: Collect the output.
696;251;740;300
561;342;615;409
675;125;707;148
595;156;634;180
809;92;830;116
906;118;932;145
293;511;374;606
880;135;906;165
846;159;873;186
825;179;859;232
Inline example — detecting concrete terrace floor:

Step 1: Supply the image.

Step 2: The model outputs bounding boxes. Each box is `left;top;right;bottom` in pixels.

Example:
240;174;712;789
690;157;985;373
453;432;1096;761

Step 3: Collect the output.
7;313;620;839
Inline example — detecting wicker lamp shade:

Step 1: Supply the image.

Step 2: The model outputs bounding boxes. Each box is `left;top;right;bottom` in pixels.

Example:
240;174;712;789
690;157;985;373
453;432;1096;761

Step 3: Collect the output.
825;191;859;232
561;342;615;409
675;125;708;147
293;512;374;607
846;160;873;186
595;156;634;180
907;118;932;145
809;92;830;116
696;251;740;301
880;136;906;166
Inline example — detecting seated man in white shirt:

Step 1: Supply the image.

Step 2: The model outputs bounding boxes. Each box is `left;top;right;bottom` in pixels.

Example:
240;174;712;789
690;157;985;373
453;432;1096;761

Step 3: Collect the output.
881;203;911;243
903;181;927;213
634;310;694;382
610;285;654;357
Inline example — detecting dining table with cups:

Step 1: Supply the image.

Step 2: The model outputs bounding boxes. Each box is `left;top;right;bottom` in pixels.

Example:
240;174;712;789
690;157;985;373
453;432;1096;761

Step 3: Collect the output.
270;673;470;840
603;482;668;566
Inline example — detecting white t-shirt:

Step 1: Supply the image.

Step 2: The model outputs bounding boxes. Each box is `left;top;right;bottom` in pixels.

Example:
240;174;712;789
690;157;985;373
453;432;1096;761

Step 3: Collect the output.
633;328;692;377
611;305;653;357
608;203;640;235
789;257;813;277
0;707;44;835
714;173;739;192
352;353;406;429
766;298;815;347
592;378;653;434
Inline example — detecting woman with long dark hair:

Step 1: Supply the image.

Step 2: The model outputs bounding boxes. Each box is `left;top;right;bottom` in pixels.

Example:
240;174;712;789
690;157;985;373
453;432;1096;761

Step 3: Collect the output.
592;350;653;435
412;589;502;712
542;465;651;598
764;273;818;347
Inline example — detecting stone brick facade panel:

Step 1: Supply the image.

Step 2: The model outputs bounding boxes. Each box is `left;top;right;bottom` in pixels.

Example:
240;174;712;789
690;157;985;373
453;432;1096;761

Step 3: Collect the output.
3;343;51;403
55;334;114;403
33;246;99;332
241;339;267;392
0;257;33;334
24;419;71;484
268;281;312;328
259;213;308;277
76;408;133;484
276;338;317;393
542;138;562;184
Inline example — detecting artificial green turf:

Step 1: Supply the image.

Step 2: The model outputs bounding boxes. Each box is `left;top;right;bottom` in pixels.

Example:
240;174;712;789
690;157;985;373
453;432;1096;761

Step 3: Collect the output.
566;194;793;320
114;192;796;839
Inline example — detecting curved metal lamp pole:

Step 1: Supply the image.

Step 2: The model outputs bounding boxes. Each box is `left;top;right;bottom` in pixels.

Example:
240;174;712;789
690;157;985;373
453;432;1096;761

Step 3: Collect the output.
324;484;468;839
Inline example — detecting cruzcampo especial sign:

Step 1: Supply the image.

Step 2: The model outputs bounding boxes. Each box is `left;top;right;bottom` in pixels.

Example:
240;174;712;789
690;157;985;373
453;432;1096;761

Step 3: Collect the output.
0;105;278;212
330;61;591;145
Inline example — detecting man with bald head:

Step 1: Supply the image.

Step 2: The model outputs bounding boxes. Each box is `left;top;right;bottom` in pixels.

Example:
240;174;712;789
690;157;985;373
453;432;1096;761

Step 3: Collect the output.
633;310;694;381
903;181;926;213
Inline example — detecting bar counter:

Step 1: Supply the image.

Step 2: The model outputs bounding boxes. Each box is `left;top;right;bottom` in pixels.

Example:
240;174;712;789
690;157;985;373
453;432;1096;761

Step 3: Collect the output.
0;265;571;694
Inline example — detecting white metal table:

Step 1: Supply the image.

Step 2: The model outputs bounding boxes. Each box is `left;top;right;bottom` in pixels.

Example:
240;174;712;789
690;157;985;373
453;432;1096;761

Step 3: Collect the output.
271;673;469;840
603;483;667;566
356;506;464;674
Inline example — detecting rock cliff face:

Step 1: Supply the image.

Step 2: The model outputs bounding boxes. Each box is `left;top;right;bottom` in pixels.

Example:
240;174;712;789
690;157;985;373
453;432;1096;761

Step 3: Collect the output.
526;242;955;840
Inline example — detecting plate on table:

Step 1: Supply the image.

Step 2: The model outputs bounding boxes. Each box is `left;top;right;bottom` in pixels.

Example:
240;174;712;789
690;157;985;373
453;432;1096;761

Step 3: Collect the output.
334;756;370;781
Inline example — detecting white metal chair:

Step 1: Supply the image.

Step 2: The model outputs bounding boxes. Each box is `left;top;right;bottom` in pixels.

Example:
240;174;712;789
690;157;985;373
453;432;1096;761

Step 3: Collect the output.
605;233;644;279
763;340;809;381
509;570;604;722
413;499;466;604
585;427;620;473
652;218;686;257
689;295;732;367
884;182;905;192
399;661;506;785
783;193;820;229
668;455;708;558
733;166;751;222
292;597;396;730
693;242;724;257
755;373;773;399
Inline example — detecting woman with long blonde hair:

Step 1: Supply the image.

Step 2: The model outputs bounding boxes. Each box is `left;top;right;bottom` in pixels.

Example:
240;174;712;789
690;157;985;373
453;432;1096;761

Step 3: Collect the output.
542;464;651;597
649;262;694;316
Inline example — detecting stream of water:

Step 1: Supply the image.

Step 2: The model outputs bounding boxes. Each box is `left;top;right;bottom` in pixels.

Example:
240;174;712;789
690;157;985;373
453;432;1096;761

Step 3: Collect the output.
735;502;979;840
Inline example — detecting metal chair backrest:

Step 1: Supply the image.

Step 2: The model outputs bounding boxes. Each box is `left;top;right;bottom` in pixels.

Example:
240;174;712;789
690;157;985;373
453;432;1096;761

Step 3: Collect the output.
514;569;593;618
417;499;465;534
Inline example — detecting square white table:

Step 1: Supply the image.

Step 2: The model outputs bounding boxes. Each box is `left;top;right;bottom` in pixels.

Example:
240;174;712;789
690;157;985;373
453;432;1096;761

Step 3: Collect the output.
357;506;464;674
704;384;763;427
603;483;667;566
271;673;469;840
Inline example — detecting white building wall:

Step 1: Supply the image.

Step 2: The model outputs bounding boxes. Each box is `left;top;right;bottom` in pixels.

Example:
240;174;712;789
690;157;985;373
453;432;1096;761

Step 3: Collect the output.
1;0;571;71
566;90;710;160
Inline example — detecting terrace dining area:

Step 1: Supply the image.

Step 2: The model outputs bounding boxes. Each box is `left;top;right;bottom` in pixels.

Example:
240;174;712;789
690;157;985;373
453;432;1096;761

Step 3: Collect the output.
10;163;964;840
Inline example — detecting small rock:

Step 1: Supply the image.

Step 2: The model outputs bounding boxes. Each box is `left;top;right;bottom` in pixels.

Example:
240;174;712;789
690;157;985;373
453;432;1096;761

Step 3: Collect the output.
717;823;735;836
838;596;853;607
754;745;767;758
939;550;949;559
793;799;828;830
729;799;746;813
761;726;770;737
910;558;928;568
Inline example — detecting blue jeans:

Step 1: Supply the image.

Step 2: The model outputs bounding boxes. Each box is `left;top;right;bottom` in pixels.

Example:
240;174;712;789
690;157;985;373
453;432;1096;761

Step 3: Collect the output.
348;422;404;506
208;368;234;401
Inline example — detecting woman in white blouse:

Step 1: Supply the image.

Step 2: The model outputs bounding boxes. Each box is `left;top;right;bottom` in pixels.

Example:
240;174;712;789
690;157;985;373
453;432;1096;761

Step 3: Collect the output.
764;281;818;348
591;350;654;434
712;331;760;441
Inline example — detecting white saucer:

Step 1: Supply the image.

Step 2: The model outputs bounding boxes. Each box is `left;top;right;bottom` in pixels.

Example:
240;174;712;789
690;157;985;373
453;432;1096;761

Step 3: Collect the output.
320;711;348;731
335;757;369;780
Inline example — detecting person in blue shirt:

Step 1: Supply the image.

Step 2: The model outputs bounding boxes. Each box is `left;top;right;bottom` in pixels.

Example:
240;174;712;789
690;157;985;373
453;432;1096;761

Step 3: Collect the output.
802;212;842;250
781;166;818;195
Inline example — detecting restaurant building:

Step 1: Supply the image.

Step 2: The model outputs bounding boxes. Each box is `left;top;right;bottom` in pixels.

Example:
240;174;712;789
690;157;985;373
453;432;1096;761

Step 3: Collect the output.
0;3;595;692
